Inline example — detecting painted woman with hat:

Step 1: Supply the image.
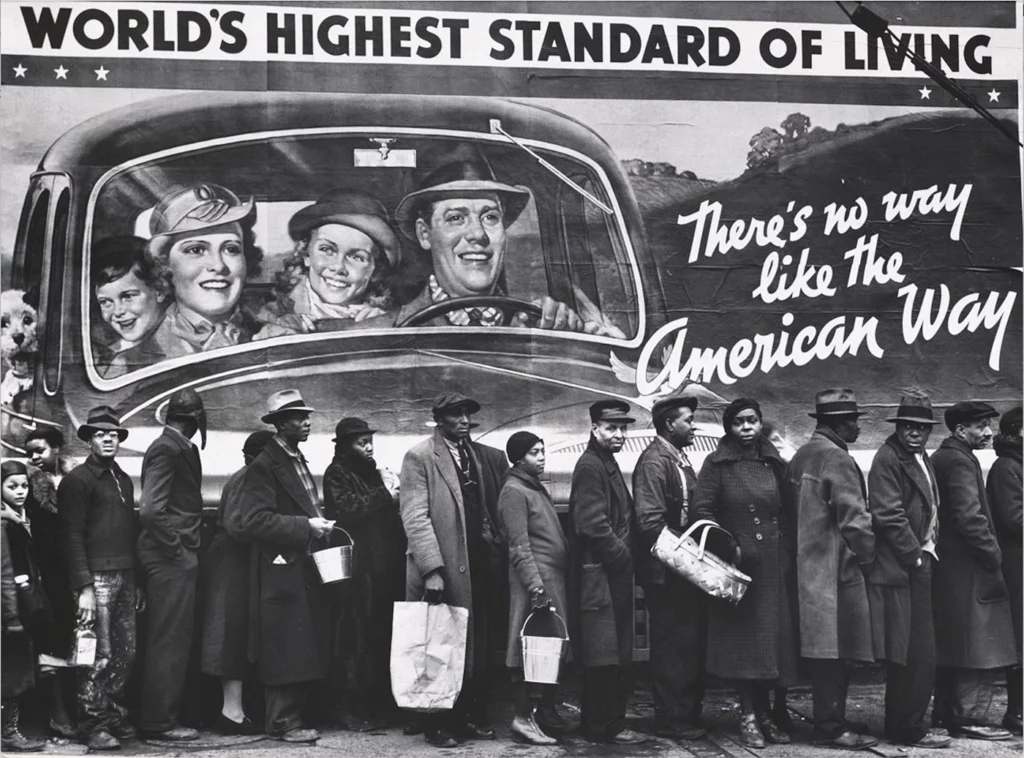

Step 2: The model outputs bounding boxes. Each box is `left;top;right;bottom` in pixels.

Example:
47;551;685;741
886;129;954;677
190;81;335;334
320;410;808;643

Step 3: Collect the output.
689;397;798;749
144;183;270;357
321;417;406;730
258;190;402;332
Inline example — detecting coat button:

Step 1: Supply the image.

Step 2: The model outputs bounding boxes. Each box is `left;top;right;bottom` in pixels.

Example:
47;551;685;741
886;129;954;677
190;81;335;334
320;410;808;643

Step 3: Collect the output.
755;533;764;541
459;565;467;574
753;517;761;525
748;504;756;512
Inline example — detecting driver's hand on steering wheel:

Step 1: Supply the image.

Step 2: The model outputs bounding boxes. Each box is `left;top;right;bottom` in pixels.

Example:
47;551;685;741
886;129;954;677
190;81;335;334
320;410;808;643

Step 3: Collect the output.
512;296;584;331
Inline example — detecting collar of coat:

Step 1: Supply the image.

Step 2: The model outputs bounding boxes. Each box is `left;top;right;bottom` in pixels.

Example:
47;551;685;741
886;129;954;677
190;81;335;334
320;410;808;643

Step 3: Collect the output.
586;435;623;473
939;434;979;460
707;433;784;465
508;466;548;494
994;434;1023;462
813;425;850;451
883;432;922;461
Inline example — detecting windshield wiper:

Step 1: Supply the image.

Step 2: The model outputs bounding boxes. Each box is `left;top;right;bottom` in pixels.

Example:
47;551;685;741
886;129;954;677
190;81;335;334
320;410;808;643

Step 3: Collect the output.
489;118;614;215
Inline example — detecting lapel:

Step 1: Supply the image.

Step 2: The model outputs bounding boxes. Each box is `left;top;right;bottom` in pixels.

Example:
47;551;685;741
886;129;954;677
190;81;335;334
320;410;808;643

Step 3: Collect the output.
163;427;201;479
431;429;464;508
266;440;320;519
890;438;935;506
465;441;490;509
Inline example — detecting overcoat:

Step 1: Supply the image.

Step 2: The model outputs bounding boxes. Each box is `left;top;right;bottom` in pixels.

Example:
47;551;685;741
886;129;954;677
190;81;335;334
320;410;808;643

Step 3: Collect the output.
568;438;634;669
931;436;1017;669
786;427;874;662
137;427;204;558
497;467;569;668
225;439;331;686
691;435;798;682
865;434;937;664
200;465;251;678
25;465;74;658
399;429;507;679
1;521;36;697
988;434;1022;660
632;437;696;587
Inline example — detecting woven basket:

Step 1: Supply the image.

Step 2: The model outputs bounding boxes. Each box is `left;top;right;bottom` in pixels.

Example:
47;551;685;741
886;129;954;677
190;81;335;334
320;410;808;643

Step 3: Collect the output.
652;520;751;605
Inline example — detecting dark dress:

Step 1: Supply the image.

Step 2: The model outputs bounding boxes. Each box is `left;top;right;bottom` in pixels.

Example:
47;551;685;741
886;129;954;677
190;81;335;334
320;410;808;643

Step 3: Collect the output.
689;435;798;684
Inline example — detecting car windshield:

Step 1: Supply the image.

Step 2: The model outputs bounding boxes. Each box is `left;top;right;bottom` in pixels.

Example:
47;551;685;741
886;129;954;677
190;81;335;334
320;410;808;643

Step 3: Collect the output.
85;130;641;383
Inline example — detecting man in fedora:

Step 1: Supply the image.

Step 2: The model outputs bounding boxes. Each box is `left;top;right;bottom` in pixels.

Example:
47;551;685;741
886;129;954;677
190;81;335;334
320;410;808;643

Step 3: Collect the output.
866;393;952;749
225;390;336;743
569;400;647;745
322;417;406;730
58;407;141;750
391;151;623;336
399;392;508;747
631;395;707;742
136;388;207;741
785;389;877;750
931;402;1017;741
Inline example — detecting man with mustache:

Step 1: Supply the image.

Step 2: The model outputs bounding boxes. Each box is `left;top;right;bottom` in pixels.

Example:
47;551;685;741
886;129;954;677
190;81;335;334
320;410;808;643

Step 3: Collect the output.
392;157;623;336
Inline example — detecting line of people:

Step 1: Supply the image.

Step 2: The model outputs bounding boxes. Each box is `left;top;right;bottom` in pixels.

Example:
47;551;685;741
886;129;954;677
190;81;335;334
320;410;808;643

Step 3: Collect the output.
1;386;1020;752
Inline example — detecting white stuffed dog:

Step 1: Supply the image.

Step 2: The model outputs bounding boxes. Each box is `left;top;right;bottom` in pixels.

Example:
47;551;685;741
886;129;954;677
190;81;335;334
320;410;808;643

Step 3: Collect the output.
1;289;38;407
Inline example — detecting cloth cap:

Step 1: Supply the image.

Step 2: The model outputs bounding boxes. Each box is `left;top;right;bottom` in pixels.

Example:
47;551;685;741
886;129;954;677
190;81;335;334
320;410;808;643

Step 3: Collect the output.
723;398;762;432
432;392;481;416
332;417;376;441
506;431;542;464
262;389;315;424
242;430;275;458
78;405;129;442
652;395;698;428
944;401;999;432
288;189;401;267
589;399;634;424
886;392;940;425
809;388;867;419
1000;406;1023;437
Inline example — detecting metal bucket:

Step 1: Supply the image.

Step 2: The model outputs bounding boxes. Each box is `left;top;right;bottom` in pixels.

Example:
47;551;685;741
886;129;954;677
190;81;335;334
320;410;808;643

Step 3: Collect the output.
312;528;353;584
520;609;569;684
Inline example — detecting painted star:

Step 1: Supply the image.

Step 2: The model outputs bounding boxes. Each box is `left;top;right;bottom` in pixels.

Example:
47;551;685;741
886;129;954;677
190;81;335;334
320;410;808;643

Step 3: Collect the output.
54;65;68;80
987;89;1000;102
95;66;109;81
918;86;932;100
13;64;27;78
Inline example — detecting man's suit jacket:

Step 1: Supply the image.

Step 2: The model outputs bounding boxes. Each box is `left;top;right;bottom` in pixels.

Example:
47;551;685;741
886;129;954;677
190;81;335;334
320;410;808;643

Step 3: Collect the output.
137;427;203;557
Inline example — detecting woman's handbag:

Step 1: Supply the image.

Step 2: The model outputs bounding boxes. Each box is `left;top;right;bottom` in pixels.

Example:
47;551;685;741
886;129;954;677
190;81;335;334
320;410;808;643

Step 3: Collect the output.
652;519;751;604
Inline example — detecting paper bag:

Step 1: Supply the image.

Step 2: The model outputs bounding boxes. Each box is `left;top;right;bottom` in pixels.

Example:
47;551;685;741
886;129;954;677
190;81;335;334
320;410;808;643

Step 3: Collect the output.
390;601;469;712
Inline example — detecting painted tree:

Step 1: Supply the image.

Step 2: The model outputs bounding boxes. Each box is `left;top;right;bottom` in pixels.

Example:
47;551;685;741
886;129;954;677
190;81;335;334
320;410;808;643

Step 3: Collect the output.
781;112;811;142
747;126;784;168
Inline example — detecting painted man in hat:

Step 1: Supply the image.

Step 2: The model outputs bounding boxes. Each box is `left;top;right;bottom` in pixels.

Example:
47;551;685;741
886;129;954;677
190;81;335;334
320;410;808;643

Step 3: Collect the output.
226;390;336;743
57;407;141;751
322;417;406;730
568;399;647;745
631;395;707;742
391;153;624;336
931;401;1017;741
785;388;877;750
135;388;207;741
865;393;952;749
398;392;508;747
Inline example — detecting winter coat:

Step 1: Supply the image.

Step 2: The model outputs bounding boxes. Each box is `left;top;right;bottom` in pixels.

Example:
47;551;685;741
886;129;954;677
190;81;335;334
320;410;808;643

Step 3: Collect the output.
931;436;1017;669
2;521;37;697
786;427;874;662
691;435;798;682
632;437;697;587
226;439;331;686
866;433;938;664
988;434;1022;660
568;438;634;668
399;429;508;679
498;467;569;668
25;466;75;658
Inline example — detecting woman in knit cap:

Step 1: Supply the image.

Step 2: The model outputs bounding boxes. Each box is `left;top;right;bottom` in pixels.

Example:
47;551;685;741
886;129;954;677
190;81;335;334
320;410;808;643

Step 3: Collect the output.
497;431;572;745
689;398;798;749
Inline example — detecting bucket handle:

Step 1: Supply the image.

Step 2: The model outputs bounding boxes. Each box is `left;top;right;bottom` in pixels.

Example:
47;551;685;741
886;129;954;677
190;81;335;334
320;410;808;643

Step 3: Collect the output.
520;608;569;641
674;519;731;561
328;526;354;547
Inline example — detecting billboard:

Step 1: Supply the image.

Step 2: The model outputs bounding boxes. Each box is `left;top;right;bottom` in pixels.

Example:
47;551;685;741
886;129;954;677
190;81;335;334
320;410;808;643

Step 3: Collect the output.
1;1;1021;497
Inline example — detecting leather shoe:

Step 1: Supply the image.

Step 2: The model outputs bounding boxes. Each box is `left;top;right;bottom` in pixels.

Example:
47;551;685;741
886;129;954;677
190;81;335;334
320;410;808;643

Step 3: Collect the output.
829;730;879;749
2;730;47;752
903;733;953;749
535;705;574;735
510;716;557;745
403;719;424;736
655;722;707;740
272;728;320;743
142;726;199;741
610;728;649;745
450;721;495;741
1003;713;1023;736
759;717;791;744
216;713;261;736
424;728;458;748
738;714;765;749
109;722;136;740
85;729;121;750
773;706;796;733
948;724;1012;741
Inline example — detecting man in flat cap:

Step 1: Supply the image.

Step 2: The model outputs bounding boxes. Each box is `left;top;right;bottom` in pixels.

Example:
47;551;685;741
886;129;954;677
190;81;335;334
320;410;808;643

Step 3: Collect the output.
58;407;141;751
866;393;951;749
390;148;623;336
785;389;877;750
931;402;1016;740
631;395;707;742
227;390;336;743
399;392;509;747
568;399;646;745
135;388;207;741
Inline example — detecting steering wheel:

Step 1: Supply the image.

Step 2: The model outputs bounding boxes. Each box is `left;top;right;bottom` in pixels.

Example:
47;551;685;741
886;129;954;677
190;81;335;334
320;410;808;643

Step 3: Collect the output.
396;295;544;328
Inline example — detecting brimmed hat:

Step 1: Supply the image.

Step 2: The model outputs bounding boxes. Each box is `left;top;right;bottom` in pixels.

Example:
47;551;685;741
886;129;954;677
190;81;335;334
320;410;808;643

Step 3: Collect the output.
288;189;401;268
432;392;481;417
78;405;129;442
652;396;698;428
589;400;635;424
147;184;256;257
395;159;531;241
809;388;867;419
332;417;376;441
261;389;315;423
166;388;208;449
944;401;998;432
886;393;940;425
